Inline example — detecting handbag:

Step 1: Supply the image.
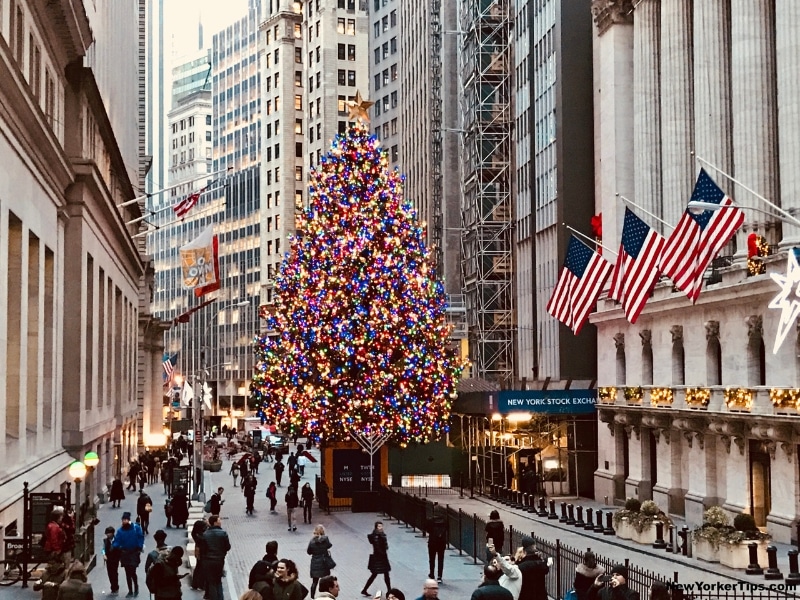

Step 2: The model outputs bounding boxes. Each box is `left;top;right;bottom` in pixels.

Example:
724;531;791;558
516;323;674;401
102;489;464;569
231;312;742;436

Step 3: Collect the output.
324;550;336;570
145;503;153;512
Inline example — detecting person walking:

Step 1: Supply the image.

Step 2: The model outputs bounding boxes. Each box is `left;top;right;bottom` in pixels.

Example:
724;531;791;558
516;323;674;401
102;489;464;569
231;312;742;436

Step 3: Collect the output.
301;483;314;524
209;487;225;516
307;525;333;598
297;453;307;477
101;526;121;596
573;551;603;600
112;512;145;598
199;515;231;600
272;559;306;600
485;510;505;560
230;461;241;487
426;512;447;583
470;565;513;600
137;465;148;491
169;487;190;529
361;521;391;596
243;474;258;515
287;452;298;477
56;561;93;600
110;479;126;508
516;537;550;600
317;479;329;513
44;509;67;566
285;485;299;531
263;540;280;568
267;482;279;513
127;462;139;491
190;518;209;593
145;530;169;573
147;547;187;600
136;490;153;535
274;458;285;486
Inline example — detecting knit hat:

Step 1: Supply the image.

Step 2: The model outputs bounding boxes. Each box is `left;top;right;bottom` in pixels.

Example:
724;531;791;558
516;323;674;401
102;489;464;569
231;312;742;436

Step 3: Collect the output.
520;535;535;550
610;564;628;580
153;529;167;544
122;511;132;521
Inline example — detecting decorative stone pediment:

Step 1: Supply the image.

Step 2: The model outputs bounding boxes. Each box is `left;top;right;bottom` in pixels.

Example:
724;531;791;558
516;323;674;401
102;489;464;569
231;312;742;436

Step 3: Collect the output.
591;0;633;34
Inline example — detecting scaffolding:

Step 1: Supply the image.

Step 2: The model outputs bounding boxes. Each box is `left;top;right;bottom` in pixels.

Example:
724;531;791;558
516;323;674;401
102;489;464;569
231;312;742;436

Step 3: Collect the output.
430;0;444;280
458;0;514;386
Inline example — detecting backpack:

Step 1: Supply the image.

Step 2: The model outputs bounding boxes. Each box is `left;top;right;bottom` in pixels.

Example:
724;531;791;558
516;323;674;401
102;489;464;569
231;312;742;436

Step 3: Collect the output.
145;558;163;593
204;499;212;513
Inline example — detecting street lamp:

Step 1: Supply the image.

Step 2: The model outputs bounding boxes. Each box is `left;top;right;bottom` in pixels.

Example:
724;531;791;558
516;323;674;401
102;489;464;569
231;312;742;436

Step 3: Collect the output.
83;452;99;523
68;461;87;523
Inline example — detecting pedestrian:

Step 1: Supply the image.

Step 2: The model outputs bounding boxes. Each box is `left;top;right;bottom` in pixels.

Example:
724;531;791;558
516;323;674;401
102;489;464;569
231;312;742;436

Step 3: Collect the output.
190;518;209;593
145;530;169;573
361;521;391;596
387;589;405;600
162;461;174;496
307;525;333;598
136;490;153;535
573;551;603;600
231;462;241;487
317;479;329;513
470;565;513;600
164;498;173;529
147;546;187;600
415;579;439;600
485;510;505;559
587;565;639;600
516;537;550;600
263;540;279;568
301;483;314;524
209;487;225;516
267;482;279;513
285;485;299;531
648;582;669;600
43;508;67;566
61;509;76;561
275;459;285;486
56;561;93;600
110;479;126;508
137;466;148;491
112;511;145;598
425;511;447;583
248;558;274;597
127;462;139;491
254;452;262;474
487;544;521;600
169;487;190;528
199;515;231;600
287;452;298;477
316;575;340;600
32;560;66;600
243;474;258;515
297;453;307;477
101;526;120;596
264;442;274;463
272;559;307;600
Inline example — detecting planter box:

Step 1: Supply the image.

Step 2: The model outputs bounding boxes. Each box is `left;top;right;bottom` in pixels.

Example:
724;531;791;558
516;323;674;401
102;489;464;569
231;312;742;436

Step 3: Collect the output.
632;524;657;545
203;460;223;472
719;540;769;569
615;518;634;540
692;537;720;563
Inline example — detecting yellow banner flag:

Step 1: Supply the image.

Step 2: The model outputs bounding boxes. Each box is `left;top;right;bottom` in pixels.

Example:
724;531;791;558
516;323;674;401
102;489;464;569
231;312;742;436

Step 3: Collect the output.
180;225;218;290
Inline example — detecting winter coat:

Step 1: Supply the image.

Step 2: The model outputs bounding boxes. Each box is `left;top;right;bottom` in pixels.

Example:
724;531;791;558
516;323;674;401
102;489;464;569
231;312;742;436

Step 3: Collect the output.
285;488;300;509
170;492;190;525
55;578;93;600
150;557;183;599
367;531;391;574
495;553;522;600
485;519;505;553
301;486;314;507
110;479;126;501
426;517;447;550
267;484;278;501
137;493;153;517
307;535;333;578
471;581;514;600
574;564;604;600
44;521;66;553
587;584;640;600
517;554;549;600
210;493;223;514
273;576;307;600
200;525;231;563
112;522;144;568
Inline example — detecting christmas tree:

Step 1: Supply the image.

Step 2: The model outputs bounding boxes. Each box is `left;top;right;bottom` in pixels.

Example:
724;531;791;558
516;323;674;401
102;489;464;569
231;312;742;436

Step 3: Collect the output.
251;103;464;445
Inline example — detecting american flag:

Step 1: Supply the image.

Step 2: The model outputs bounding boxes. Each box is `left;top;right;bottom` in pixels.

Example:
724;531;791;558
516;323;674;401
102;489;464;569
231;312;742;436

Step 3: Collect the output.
659;169;744;303
173;191;202;218
609;208;665;324
547;236;613;335
162;353;177;388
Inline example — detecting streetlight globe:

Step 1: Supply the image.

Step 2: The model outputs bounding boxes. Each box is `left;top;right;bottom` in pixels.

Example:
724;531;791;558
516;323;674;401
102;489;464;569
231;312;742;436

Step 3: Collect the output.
69;460;87;481
83;451;100;468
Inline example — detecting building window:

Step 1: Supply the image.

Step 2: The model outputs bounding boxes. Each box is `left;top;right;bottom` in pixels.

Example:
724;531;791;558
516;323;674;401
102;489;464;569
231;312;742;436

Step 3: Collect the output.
374;22;380;38
390;64;397;81
347;70;356;86
206;131;212;141
382;15;388;32
374;48;380;64
294;23;302;38
316;47;320;62
382;42;388;59
338;43;346;60
391;145;398;162
275;96;281;111
295;47;303;63
347;19;355;35
29;38;41;100
338;95;347;114
348;44;356;60
338;121;347;134
375;102;381;117
390;37;397;54
390;9;396;26
275;144;280;158
295;95;302;110
390;91;397;108
296;142;303;157
295;166;303;181
383;69;389;86
337;18;345;34
338;70;346;85
206;115;212;125
375;74;381;90
391;118;397;135
295;119;303;134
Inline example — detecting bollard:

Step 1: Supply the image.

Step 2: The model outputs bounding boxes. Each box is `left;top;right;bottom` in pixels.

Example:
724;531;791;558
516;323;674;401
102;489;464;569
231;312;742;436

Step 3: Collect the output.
527;494;536;513
559;502;568;523
574;506;585;528
603;512;615;535
765;545;783;580
566;504;576;526
594;510;605;533
677;528;687;556
548;499;558;520
538;496;547;517
653;521;667;549
584;508;595;531
787;549;800;586
665;525;675;553
746;542;764;575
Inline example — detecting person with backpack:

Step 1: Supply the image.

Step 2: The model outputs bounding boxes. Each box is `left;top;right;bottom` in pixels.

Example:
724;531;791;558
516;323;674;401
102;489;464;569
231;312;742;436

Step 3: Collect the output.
301;483;314;524
145;530;169;573
101;526;121;595
137;490;153;535
285;485;299;531
274;458;285;486
267;481;279;513
209;487;225;516
426;511;447;583
112;512;145;598
243;474;258;515
147;546;187;600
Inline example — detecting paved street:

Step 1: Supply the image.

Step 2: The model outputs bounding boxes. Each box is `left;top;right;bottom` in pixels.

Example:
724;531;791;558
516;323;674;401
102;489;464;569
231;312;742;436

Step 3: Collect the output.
2;439;798;599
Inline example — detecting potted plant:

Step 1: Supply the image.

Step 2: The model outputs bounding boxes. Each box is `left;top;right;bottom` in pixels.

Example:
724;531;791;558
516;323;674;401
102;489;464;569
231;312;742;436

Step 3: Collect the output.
630;500;671;545
692;506;728;562
203;441;223;472
613;498;641;540
719;513;771;569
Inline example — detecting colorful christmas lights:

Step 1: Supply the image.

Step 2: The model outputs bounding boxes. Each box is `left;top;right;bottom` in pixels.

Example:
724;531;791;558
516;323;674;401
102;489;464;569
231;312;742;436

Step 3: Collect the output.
250;122;465;444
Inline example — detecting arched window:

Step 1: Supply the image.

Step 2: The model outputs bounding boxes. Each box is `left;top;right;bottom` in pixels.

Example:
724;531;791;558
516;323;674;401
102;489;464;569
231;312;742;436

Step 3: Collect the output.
614;333;626;386
671;325;685;385
746;316;765;386
705;320;721;385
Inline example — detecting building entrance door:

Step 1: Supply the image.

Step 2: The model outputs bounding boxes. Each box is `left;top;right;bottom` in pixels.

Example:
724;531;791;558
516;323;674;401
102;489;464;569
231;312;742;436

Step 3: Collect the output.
748;441;771;527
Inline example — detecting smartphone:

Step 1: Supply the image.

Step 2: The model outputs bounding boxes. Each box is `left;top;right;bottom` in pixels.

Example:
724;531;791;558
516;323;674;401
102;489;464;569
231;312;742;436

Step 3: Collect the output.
487;538;494;546
374;592;382;599
600;575;612;584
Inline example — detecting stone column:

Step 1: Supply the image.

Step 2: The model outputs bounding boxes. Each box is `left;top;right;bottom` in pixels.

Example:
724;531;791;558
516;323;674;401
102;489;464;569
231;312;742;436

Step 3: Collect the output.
683;434;719;526
624;425;650;499
722;436;749;515
776;1;800;245
594;417;618;503
660;0;694;227
767;442;796;543
652;427;685;515
731;0;779;242
634;0;662;225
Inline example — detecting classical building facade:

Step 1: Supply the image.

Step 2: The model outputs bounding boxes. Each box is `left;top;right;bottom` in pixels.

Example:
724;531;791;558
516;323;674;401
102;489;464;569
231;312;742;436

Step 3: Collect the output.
590;0;800;543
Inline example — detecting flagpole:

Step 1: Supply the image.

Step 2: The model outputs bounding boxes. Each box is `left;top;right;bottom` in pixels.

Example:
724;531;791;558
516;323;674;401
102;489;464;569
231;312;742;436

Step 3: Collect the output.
131;201;226;239
616;194;674;230
117;167;232;208
693;153;800;227
563;224;618;256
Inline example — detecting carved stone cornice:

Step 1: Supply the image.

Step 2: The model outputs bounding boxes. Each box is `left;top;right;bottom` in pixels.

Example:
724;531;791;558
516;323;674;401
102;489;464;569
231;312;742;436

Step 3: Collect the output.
670;325;683;344
624;425;640;440
734;437;746;455
639;329;652;349
705;320;720;341
591;0;633;34
614;332;625;350
720;435;732;453
746;315;763;340
781;442;794;461
598;408;615;424
750;423;792;442
708;418;744;438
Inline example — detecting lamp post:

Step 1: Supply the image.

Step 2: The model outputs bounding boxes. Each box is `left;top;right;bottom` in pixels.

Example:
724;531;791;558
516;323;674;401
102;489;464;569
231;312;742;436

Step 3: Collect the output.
83;451;99;523
68;460;87;524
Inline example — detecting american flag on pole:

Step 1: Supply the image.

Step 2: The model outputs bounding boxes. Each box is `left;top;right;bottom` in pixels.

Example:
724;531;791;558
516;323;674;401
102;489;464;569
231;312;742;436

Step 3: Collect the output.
173;191;201;218
659;169;745;303
162;353;177;388
546;235;613;335
609;208;665;324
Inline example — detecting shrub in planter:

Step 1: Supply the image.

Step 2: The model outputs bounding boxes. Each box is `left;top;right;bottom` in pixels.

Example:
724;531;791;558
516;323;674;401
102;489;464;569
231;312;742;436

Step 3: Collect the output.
719;513;771;569
613;498;642;540
625;498;642;512
629;500;671;544
692;506;730;562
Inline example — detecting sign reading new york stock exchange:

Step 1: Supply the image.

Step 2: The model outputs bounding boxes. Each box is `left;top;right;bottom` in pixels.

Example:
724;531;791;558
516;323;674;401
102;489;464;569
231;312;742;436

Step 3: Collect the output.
496;390;597;415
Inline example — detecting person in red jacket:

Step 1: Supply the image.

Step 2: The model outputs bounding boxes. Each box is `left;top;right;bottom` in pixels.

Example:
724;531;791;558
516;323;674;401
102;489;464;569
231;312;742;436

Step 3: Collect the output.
43;509;67;565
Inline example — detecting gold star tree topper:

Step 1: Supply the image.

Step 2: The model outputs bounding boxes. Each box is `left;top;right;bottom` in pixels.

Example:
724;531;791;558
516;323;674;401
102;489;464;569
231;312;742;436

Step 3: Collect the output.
346;90;374;122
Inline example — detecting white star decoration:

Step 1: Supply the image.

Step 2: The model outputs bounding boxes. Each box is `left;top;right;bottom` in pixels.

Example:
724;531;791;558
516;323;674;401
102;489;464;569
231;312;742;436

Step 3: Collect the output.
768;248;800;354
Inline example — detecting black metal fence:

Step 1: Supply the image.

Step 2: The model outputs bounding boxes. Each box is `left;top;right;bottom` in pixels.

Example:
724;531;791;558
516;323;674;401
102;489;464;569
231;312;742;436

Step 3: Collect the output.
377;487;800;600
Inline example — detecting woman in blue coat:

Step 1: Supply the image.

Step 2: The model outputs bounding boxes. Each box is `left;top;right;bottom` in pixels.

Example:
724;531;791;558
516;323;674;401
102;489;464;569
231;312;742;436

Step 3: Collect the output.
307;524;333;598
112;512;145;597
